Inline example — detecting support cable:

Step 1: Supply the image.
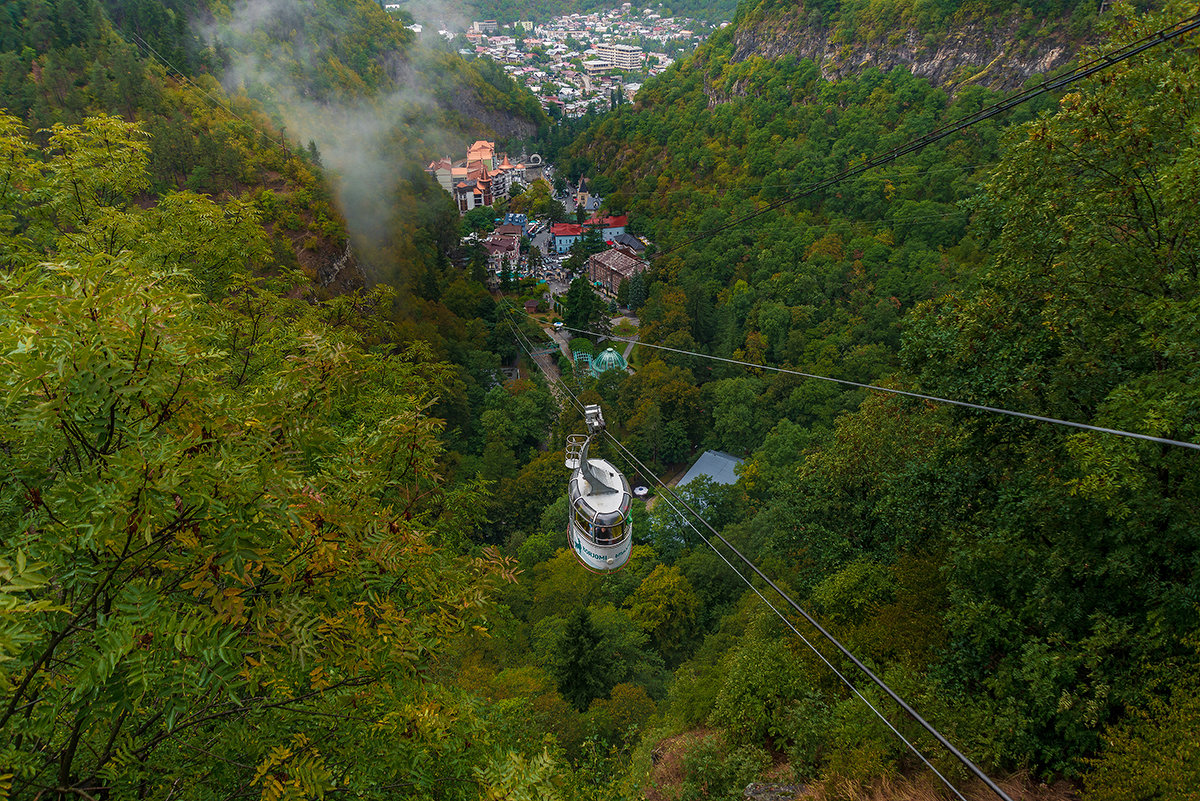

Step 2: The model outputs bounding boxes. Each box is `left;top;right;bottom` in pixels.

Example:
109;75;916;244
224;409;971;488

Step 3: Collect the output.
650;10;1200;261
506;315;1002;801
602;429;1015;801
604;436;972;801
506;308;1200;452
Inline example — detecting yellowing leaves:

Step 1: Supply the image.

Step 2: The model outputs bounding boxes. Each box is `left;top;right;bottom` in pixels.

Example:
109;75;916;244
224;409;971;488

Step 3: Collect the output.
253;734;333;801
0;111;529;797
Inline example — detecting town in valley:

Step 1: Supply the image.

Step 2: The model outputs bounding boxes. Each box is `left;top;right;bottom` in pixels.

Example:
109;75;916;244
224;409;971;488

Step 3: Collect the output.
394;3;722;117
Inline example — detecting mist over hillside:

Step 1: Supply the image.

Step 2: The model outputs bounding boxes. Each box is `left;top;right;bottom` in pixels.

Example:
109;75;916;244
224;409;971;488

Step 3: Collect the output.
199;0;546;276
2;0;1198;798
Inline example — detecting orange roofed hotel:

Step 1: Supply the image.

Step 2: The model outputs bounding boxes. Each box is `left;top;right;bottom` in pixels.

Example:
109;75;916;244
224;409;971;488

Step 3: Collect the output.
425;141;545;214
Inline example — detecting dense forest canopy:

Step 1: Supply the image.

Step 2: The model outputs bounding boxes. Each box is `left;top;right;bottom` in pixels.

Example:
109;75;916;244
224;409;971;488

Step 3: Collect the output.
2;0;1200;798
553;0;1199;793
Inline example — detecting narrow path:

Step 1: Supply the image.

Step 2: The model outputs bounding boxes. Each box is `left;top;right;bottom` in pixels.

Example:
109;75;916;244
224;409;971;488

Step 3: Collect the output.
643;462;689;511
530;324;572;411
531;348;569;410
550;327;573;360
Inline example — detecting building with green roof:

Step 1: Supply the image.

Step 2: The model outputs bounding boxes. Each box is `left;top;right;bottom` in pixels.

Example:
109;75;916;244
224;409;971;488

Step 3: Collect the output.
589;347;628;378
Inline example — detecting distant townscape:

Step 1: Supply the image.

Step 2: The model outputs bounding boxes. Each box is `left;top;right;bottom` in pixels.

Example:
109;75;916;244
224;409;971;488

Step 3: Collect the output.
427;139;649;306
422;5;721;117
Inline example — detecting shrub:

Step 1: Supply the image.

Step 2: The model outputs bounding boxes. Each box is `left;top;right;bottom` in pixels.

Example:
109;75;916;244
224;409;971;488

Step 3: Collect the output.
568;336;595;355
820;695;905;783
667;661;724;728
680;736;771;801
708;638;808;746
809;559;896;627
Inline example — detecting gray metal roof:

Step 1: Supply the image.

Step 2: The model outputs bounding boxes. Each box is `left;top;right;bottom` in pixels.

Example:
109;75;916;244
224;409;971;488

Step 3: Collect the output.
677;450;743;488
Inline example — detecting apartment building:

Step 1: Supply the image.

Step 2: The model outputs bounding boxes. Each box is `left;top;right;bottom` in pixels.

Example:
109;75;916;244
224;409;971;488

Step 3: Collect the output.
595;42;644;70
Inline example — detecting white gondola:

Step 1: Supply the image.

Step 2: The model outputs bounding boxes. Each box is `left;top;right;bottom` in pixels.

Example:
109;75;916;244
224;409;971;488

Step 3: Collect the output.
565;404;632;572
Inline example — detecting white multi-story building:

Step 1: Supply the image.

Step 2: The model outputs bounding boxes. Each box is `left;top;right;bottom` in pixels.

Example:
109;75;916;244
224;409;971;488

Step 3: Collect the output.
595;42;644;70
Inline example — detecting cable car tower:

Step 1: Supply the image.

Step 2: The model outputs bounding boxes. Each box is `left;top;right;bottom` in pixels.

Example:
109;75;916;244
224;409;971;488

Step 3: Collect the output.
565;405;633;572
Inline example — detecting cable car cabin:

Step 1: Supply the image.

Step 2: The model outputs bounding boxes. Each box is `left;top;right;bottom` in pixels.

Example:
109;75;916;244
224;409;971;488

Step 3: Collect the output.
565;406;632;572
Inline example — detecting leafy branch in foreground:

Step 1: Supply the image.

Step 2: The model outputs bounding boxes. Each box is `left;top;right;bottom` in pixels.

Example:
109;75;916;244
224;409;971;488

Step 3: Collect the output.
0;113;518;800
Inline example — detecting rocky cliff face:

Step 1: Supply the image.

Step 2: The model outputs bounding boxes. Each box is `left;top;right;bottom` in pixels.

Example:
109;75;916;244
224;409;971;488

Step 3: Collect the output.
727;9;1086;94
312;241;366;292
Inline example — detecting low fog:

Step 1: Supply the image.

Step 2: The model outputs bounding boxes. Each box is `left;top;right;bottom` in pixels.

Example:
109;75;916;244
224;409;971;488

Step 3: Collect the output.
199;0;471;276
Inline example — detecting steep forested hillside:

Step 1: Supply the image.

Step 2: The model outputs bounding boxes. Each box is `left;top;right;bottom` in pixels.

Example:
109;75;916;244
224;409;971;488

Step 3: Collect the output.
0;110;548;799
196;0;549;289
0;0;549;291
3;0;1199;798
0;0;371;291
0;2;572;798
510;0;1199;797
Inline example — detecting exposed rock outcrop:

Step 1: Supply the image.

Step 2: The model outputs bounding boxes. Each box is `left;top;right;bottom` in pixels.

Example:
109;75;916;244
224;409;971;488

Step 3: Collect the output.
727;9;1087;94
744;782;806;801
302;240;365;293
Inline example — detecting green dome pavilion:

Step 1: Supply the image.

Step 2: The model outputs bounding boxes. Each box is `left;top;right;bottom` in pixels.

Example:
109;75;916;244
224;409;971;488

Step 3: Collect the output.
589;347;628;378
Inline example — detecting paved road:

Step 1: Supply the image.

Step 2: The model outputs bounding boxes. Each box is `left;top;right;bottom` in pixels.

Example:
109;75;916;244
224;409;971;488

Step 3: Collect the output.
549;327;572;359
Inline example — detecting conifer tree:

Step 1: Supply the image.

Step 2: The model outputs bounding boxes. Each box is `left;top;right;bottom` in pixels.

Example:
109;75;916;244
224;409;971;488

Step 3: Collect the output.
552;607;615;711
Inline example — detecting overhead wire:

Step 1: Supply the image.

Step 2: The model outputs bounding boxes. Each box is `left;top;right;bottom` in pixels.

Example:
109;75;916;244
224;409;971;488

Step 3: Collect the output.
648;9;1200;261
604;435;975;801
602;427;1014;801
506;316;588;417
503;306;1002;801
504;307;1200;452
125;31;295;158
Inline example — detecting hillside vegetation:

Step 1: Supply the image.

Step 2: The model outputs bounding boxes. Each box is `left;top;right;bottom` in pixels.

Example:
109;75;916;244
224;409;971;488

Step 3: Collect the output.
2;0;1199;798
518;0;1199;796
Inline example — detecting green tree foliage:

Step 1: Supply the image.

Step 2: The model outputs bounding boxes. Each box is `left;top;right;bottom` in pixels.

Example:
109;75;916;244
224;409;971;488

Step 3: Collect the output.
587;682;657;746
0;3;362;293
511;178;567;221
16;0;1188;796
562;275;606;332
708;636;808;746
569;25;1058;451
1083;658;1200;801
627;565;700;662
0;115;525;799
626;272;648;312
617;359;704;470
615;277;630;308
484;448;566;544
896;3;1200;772
809;559;896;627
551;608;617;711
672;734;772;801
550;2;1200;792
475;749;563;801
